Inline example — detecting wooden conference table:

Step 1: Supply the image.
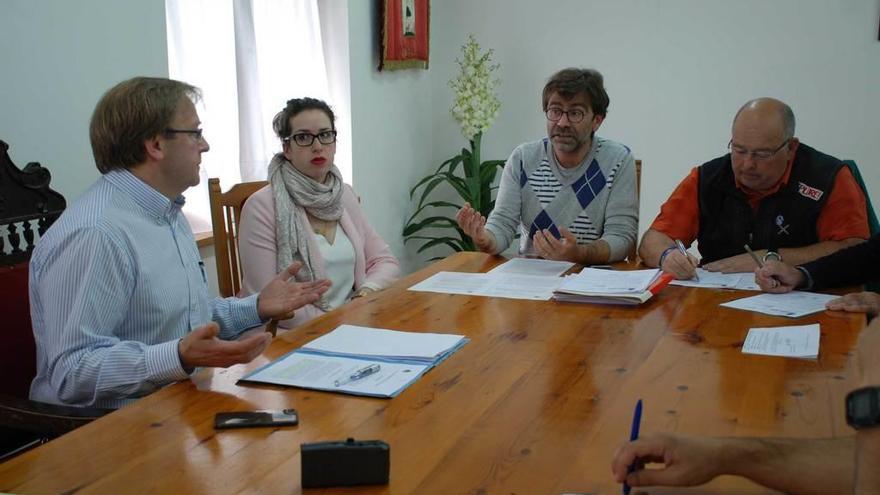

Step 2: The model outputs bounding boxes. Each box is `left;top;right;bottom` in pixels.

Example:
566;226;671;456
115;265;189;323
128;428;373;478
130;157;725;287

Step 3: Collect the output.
0;252;867;494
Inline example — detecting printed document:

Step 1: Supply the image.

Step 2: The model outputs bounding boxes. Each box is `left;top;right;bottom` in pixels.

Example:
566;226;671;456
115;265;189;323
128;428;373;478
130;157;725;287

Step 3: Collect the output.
240;324;468;398
670;269;760;291
409;271;562;300
721;291;838;318
302;324;467;364
487;258;574;277
243;352;429;397
557;268;660;294
742;324;820;358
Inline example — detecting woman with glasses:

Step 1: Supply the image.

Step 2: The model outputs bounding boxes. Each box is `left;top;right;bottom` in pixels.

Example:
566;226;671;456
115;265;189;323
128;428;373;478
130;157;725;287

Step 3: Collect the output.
238;97;399;330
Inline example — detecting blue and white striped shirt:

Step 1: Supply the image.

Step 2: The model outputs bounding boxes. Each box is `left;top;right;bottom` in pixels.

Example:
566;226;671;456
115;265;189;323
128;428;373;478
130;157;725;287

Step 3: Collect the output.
29;170;261;409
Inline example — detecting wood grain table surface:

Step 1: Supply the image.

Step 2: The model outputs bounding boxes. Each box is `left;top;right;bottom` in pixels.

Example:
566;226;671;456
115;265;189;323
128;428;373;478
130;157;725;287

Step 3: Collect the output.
0;252;866;495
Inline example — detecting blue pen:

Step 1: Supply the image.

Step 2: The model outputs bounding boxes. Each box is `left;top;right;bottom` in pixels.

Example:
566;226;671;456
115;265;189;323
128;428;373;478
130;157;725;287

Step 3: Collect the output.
623;399;643;495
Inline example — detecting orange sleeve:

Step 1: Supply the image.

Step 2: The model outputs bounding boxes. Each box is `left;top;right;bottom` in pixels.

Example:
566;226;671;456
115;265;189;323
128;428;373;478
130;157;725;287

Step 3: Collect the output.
815;166;870;241
648;167;700;245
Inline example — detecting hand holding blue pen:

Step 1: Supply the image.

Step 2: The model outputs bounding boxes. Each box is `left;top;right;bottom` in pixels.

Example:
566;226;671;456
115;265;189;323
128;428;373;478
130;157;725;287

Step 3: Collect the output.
623;399;643;495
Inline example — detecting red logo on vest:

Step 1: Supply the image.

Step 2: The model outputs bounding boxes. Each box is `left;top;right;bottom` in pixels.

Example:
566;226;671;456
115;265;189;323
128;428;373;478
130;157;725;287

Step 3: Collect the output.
798;182;824;201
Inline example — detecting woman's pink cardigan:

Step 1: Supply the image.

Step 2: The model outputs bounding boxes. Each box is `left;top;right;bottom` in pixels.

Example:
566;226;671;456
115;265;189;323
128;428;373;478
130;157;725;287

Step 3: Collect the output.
238;184;400;328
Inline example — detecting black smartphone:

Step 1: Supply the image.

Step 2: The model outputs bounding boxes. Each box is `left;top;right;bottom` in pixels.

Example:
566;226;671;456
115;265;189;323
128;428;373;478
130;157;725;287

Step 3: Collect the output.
214;409;299;429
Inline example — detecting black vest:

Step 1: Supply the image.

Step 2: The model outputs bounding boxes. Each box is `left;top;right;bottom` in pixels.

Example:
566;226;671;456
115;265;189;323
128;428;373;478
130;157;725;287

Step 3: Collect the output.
697;143;842;263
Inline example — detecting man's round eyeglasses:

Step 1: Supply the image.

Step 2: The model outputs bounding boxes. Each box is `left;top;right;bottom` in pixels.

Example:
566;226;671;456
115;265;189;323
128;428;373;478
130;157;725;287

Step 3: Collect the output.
284;130;338;147
728;139;790;161
546;107;587;124
165;128;204;140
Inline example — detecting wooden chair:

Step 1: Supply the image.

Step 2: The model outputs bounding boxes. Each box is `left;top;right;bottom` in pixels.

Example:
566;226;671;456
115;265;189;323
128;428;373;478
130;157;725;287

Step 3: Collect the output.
626;159;642;262
208;178;268;297
0;139;110;461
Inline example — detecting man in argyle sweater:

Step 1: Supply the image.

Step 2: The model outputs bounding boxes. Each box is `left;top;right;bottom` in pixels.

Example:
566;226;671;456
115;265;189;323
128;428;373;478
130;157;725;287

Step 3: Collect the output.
457;68;638;263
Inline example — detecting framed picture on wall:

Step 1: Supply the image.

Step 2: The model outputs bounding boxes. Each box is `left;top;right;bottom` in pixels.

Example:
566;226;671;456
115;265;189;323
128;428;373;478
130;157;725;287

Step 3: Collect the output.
379;0;430;70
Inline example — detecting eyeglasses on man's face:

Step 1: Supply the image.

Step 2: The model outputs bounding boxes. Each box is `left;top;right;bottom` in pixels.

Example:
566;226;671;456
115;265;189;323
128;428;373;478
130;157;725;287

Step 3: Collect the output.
546;107;588;124
284;130;338;147
165;128;205;141
728;139;790;161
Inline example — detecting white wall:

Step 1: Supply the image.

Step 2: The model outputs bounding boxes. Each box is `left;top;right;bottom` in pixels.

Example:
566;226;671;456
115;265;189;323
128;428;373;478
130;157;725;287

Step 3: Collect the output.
348;0;434;274
404;0;879;270
4;1;878;282
0;0;169;202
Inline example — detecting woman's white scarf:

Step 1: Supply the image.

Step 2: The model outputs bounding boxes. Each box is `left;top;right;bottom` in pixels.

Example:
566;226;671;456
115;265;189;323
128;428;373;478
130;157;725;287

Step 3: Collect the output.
268;153;343;311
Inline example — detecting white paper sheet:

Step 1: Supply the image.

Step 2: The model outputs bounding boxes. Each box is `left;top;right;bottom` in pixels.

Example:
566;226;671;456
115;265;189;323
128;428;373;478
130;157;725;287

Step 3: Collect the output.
742;324;820;358
670;269;760;291
243;353;429;397
556;268;660;294
303;324;467;363
408;271;562;300
721;291;838;318
487;258;574;277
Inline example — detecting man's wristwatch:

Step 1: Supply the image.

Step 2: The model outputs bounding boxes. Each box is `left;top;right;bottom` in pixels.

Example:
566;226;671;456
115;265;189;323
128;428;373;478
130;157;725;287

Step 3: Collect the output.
762;251;782;263
846;386;880;429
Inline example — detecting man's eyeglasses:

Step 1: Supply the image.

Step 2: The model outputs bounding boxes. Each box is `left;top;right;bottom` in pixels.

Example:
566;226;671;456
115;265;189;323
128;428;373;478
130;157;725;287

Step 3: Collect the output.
728;139;790;161
283;130;338;147
546;107;587;124
165;128;205;141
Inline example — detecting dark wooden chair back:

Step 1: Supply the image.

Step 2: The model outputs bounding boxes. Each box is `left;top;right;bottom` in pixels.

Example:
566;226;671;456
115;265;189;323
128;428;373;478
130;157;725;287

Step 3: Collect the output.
0;139;65;397
0;139;110;461
208;178;268;297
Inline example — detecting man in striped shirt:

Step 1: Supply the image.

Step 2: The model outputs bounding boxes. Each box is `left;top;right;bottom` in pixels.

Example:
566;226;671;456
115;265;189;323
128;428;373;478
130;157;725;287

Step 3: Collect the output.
456;68;638;264
29;77;330;409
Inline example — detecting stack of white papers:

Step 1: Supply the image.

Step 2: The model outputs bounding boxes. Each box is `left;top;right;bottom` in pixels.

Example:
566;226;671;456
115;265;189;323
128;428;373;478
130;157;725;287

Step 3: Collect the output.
301;325;467;365
408;271;563;300
486;258;574;277
557;268;660;294
670;269;760;291
240;325;468;398
742;324;820;358
720;291;838;318
553;268;669;305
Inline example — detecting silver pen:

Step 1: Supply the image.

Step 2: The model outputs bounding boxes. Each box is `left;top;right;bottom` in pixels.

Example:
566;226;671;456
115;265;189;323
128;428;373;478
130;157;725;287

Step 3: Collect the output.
674;239;700;282
334;363;381;387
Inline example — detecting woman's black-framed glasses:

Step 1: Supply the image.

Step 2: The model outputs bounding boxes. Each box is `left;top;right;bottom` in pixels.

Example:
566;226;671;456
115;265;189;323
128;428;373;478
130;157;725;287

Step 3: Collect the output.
165;128;204;140
284;130;338;147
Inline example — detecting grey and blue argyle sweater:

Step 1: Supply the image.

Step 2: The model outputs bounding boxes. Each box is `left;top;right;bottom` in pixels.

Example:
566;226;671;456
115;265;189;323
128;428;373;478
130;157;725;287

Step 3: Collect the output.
484;136;638;261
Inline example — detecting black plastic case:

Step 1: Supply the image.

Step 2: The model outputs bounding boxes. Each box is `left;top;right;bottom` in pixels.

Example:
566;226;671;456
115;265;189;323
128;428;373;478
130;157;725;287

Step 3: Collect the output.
301;438;390;488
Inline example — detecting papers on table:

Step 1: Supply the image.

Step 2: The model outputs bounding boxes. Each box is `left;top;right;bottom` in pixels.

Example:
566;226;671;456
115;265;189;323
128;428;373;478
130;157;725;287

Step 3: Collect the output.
559;267;660;293
244;353;430;397
721;291;838;318
409;271;563;300
670;269;760;291
240;325;468;398
742;324;820;358
553;268;673;305
301;325;466;365
486;257;574;277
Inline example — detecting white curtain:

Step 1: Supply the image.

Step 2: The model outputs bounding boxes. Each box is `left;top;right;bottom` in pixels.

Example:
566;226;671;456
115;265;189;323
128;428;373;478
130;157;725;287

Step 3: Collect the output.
165;0;351;233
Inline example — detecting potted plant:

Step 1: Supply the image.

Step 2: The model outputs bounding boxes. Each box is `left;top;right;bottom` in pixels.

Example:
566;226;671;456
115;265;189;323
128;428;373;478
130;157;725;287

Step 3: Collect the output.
403;35;503;259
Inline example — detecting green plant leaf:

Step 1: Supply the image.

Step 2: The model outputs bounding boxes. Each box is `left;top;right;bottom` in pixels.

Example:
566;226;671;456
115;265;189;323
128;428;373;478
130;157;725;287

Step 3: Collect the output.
402;215;459;236
441;172;472;201
406;235;467;252
404;200;461;225
416;237;465;253
412;175;455;210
